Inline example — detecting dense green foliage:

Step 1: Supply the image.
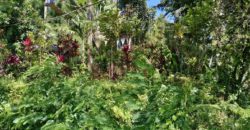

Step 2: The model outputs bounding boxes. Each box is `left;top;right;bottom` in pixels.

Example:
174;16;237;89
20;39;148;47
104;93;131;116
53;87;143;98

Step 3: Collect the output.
0;0;249;129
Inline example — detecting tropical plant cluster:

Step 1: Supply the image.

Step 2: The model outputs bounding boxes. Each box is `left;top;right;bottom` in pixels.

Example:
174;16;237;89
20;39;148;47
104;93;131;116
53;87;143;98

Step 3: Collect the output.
0;0;249;129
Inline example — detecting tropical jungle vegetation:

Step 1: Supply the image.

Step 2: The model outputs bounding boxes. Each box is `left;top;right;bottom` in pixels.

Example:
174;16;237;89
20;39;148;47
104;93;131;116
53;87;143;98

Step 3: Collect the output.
0;0;249;129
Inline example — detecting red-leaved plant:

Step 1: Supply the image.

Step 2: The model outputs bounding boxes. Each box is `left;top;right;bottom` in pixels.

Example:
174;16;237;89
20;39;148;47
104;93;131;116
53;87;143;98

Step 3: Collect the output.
23;37;32;47
51;34;80;76
5;55;20;65
53;34;79;63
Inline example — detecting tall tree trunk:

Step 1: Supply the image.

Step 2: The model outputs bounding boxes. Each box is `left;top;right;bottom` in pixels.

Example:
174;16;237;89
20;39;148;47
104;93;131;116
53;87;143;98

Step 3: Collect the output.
44;0;47;19
86;0;94;72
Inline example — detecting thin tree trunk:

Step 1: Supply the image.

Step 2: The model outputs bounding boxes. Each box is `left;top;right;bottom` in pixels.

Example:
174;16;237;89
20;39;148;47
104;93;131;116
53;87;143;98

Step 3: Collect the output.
44;0;47;19
86;0;94;72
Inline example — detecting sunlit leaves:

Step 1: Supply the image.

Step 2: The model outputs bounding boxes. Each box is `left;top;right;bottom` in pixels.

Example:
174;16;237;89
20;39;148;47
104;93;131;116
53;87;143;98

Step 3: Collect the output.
77;0;86;5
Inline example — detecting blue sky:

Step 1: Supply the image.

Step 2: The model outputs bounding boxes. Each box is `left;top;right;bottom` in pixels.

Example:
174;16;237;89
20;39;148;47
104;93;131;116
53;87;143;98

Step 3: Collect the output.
147;0;161;7
147;0;163;16
147;0;175;23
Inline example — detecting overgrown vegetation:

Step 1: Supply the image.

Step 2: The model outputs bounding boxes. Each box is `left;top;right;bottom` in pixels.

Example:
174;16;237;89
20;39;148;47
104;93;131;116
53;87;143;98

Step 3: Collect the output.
0;0;249;129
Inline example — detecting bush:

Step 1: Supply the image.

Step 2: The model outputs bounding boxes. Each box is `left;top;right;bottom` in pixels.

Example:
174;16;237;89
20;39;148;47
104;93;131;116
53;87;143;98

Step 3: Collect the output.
1;61;250;129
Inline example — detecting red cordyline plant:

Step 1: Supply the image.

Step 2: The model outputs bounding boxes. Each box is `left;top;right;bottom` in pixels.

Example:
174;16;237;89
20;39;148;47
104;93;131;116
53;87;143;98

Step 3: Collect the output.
23;37;32;46
5;55;20;65
23;37;32;52
51;34;80;76
122;43;131;66
23;37;39;52
22;37;39;52
53;34;79;63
